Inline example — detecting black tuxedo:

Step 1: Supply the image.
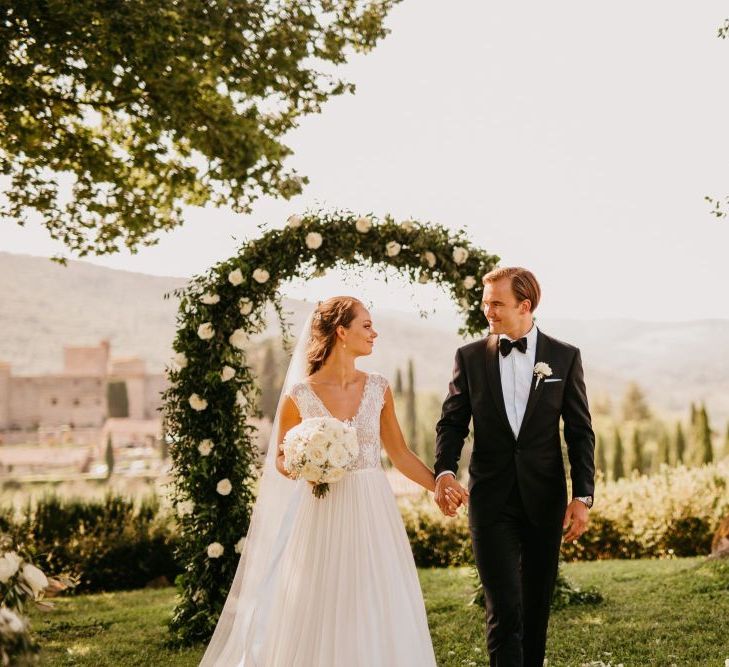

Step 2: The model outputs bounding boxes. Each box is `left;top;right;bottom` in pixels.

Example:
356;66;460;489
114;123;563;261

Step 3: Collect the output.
435;329;595;666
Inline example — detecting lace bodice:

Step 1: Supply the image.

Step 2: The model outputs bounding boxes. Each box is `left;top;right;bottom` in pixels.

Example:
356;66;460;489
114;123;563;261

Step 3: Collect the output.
288;372;389;471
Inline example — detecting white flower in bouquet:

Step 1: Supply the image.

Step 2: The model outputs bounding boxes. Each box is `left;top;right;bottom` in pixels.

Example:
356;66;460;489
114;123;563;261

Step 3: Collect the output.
452;246;469;265
197;322;215;340
355;216;372;233
282;417;359;498
216;478;232;496
20;562;48;596
207;542;224;558
287;214;303;228
400;219;416;232
253;268;270;284
177;500;195;517
229;328;247;350
235;536;246;554
228;268;244;286
0;552;21;583
200;292;220;305
305;232;323;249
239;298;254;315
198;439;214;456
0;607;25;634
463;276;477;290
386;241;401;257
423;251;437;268
189;393;208;411
174;352;188;368
220;366;235;382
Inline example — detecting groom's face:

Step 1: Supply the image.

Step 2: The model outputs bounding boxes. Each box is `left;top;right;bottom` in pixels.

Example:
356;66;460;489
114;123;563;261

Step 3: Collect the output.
482;278;530;337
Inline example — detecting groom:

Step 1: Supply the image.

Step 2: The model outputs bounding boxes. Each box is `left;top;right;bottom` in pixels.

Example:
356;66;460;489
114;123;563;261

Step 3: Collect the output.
434;267;595;667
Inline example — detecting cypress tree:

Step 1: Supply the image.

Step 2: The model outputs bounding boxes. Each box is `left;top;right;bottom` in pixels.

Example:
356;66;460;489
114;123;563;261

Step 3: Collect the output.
621;382;651;422
105;434;115;479
723;422;729;460
612;426;625;481
675;421;686;465
692;403;713;466
394;368;404;396
629;427;644;475
655;430;670;471
406;359;417;454
259;341;278;420
595;433;608;477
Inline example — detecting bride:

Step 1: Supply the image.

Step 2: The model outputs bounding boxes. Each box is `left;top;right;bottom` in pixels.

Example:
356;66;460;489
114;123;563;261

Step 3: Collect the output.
199;296;460;666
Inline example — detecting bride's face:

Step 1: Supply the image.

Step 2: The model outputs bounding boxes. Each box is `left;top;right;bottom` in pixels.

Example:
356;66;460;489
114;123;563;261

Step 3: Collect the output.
340;305;378;356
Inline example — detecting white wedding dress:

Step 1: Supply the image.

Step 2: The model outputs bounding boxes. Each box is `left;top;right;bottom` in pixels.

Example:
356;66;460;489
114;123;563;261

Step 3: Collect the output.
250;371;437;666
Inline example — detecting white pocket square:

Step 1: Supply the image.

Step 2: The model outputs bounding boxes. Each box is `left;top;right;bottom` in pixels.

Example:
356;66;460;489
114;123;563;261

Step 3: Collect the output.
544;378;562;383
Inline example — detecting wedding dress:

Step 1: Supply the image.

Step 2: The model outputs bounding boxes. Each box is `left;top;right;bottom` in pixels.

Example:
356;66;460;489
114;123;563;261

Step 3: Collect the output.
199;311;436;667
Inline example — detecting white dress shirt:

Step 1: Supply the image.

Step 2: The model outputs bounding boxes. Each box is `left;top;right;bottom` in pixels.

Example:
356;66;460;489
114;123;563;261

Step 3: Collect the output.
436;323;538;482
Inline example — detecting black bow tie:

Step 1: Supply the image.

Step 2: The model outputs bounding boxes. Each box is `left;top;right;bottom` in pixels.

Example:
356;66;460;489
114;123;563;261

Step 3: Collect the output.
499;336;528;357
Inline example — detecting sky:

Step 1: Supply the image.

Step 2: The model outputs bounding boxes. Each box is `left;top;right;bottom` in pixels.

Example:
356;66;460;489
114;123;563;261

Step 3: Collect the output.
3;1;729;322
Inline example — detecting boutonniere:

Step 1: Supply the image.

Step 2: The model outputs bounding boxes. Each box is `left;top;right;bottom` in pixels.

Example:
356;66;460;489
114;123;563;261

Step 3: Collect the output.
533;362;553;388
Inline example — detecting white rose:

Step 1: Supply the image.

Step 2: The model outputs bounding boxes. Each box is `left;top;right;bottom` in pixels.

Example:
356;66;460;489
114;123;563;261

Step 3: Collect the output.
228;268;244;286
463;276;477;290
0;607;24;634
453;246;469;265
287;214;303;228
344;430;359;456
307;442;328;466
534;362;553;378
177;500;194;517
198;439;214;456
189;393;208;411
21;562;48;595
301;462;323;483
0;552;21;583
220;366;235;382
234;536;246;554
423;251;437;268
216;478;232;496
386;241;401;257
327;443;350;468
400;219;416;232
323;467;345;484
355;216;372;233
207;542;224;558
253;268;270;284
305;232;323;249
239;298;254;315
200;292;220;305
174;352;187;368
197;322;214;340
229;328;247;350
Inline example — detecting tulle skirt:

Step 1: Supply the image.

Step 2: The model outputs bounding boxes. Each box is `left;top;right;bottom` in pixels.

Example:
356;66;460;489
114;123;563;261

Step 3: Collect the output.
252;467;436;667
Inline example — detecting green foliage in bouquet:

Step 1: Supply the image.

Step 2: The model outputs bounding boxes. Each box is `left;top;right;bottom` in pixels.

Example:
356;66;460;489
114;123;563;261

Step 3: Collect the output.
163;210;498;644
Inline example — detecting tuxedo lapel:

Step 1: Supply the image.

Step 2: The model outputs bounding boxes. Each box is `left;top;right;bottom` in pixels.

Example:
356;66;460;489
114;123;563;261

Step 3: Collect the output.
518;330;551;441
484;335;513;437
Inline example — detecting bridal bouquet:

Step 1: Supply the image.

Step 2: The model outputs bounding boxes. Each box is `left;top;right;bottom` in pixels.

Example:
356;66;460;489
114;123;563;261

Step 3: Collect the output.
282;417;359;498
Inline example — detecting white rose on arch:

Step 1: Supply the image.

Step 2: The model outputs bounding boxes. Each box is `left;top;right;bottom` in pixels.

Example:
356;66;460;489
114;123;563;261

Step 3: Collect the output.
400;219;416;232
305;232;323;249
239;298;253;315
207;542;224;559
228;268;244;286
198;439;214;456
453;246;469;265
287;214;303;228
200;292;220;305
355;216;372;233
177;500;195;517
197;322;215;340
386;241;401;257
220;365;235;382
463;276;477;290
229;328;247;350
216;478;232;496
189;393;208;411
423;251;437;268
174;352;187;368
253;268;270;284
236;390;247;408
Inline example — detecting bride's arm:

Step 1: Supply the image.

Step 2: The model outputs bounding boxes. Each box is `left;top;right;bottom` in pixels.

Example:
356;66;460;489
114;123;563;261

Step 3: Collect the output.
276;396;302;479
379;385;436;493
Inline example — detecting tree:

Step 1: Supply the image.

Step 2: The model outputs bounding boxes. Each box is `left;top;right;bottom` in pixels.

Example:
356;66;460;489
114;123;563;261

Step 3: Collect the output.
621;382;650;422
0;1;399;259
690;403;713;466
394;368;403;397
258;341;278;421
592;394;613;418
674;421;686;465
595;432;608;477
629;427;644;475
104;434;114;479
655;430;670;471
405;359;418;455
612;426;625;481
724;421;729;460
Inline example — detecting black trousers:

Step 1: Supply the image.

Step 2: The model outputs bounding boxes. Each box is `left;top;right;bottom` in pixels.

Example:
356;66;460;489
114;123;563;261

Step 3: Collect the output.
470;481;563;667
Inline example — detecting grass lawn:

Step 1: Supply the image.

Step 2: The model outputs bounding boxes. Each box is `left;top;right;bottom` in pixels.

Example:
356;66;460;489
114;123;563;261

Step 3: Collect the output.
26;557;729;666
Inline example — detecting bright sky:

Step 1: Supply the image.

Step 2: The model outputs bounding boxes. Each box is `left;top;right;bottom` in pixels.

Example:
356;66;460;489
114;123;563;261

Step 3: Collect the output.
3;0;729;321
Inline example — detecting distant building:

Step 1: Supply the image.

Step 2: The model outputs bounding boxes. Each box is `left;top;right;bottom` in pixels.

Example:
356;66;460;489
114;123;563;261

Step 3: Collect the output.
0;340;167;442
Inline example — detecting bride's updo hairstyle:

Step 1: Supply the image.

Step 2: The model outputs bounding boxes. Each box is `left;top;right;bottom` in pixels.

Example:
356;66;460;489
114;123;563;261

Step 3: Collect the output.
306;296;363;375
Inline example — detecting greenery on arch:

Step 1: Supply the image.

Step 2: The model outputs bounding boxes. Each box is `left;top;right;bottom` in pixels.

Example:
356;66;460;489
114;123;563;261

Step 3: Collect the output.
162;210;499;644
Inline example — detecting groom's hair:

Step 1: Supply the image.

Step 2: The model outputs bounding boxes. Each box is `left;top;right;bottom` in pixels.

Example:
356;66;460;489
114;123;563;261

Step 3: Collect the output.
482;267;541;312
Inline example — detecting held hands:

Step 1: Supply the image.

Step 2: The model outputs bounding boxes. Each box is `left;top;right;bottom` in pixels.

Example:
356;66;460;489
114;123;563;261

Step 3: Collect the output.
434;474;469;517
562;499;590;542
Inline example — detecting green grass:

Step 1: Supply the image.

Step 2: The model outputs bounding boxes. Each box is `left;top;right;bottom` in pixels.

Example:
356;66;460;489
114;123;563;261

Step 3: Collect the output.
26;557;729;666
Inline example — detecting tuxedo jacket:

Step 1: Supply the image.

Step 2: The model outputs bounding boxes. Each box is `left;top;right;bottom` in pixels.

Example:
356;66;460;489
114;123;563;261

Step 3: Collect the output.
434;330;595;527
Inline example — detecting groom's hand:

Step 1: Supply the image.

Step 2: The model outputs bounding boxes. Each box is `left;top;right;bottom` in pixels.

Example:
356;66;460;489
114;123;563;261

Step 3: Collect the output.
435;475;469;517
562;500;590;542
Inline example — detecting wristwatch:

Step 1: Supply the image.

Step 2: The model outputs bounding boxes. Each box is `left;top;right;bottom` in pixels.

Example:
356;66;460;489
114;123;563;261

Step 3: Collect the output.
573;495;593;509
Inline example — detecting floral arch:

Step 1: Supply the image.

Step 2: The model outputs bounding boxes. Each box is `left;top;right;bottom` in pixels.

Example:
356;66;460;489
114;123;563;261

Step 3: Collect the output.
162;211;499;643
